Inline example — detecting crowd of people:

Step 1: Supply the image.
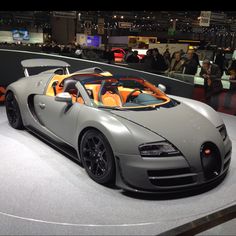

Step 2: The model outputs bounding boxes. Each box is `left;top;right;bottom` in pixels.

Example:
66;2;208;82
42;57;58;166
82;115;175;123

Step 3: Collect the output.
124;47;236;110
120;47;204;76
140;48;200;75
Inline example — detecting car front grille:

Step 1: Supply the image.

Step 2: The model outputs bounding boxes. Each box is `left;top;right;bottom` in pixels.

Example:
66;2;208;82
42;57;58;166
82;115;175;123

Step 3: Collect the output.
147;168;197;187
223;149;231;170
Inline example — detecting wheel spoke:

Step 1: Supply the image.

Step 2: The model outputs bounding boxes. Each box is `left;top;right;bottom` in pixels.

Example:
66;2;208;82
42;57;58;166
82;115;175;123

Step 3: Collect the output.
100;149;106;157
98;162;106;173
92;137;98;144
90;161;97;174
83;146;91;154
95;164;100;176
100;150;107;163
91;137;96;146
88;138;96;149
97;140;104;151
83;156;92;162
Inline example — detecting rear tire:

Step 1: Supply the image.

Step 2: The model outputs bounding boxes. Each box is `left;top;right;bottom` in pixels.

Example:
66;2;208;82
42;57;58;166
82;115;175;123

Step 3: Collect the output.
5;92;24;130
80;129;115;185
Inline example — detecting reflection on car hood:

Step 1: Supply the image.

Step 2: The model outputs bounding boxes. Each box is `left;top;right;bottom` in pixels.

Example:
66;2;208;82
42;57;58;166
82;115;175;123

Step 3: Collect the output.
110;103;224;171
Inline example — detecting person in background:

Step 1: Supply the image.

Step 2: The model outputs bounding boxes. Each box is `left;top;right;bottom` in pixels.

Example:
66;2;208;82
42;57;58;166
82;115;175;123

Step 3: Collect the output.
108;47;115;64
75;45;83;58
141;49;153;70
62;44;70;53
125;47;133;62
193;48;200;66
163;48;171;66
67;43;72;53
126;50;140;63
179;49;185;58
151;48;168;72
224;59;236;108
182;50;198;75
200;59;223;109
70;43;76;53
214;49;225;76
166;51;184;75
53;44;61;54
103;47;115;64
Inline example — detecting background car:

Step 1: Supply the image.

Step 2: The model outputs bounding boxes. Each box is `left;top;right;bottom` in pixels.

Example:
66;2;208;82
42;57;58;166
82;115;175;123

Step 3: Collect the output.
112;48;126;62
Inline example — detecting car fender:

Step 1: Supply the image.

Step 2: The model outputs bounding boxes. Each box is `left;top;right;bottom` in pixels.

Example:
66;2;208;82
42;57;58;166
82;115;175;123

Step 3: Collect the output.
75;106;164;157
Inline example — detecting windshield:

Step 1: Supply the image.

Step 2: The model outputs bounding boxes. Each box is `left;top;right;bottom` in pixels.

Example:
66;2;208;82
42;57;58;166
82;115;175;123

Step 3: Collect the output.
82;76;174;110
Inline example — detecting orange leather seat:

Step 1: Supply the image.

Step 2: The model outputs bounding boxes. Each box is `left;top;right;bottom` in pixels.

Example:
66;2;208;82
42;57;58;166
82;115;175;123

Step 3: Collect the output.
101;92;122;106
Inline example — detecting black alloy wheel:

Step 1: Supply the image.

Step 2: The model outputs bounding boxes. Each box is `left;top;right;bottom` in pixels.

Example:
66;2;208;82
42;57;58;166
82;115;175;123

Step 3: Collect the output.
80;129;115;185
5;92;24;129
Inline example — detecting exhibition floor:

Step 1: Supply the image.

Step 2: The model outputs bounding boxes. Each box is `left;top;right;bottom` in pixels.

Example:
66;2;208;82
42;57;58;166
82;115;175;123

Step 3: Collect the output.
0;105;235;235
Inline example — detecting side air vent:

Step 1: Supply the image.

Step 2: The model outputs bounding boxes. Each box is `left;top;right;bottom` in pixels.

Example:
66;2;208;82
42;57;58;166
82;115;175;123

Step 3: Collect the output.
27;95;44;126
147;168;197;187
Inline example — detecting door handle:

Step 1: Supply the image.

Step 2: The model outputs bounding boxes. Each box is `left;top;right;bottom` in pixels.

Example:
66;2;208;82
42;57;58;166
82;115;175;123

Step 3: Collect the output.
39;103;46;109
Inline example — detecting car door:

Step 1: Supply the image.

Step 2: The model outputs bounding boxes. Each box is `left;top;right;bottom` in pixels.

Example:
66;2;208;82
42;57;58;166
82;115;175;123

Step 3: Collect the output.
34;94;82;146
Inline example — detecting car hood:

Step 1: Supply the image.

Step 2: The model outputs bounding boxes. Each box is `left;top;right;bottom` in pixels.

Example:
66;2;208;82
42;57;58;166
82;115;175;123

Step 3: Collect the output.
110;103;224;171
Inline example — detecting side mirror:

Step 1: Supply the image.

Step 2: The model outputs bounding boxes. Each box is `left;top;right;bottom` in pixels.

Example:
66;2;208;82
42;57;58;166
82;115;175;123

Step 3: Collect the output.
158;84;166;92
55;92;72;103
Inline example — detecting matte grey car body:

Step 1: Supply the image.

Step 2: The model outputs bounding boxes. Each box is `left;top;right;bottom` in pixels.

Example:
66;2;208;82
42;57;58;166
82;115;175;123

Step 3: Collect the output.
5;59;232;193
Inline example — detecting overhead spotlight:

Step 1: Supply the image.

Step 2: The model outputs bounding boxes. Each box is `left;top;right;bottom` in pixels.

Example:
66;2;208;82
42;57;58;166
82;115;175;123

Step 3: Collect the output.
113;15;117;18
121;16;124;19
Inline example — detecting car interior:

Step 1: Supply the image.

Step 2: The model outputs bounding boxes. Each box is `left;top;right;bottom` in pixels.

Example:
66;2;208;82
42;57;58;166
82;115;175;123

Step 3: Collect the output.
45;73;171;108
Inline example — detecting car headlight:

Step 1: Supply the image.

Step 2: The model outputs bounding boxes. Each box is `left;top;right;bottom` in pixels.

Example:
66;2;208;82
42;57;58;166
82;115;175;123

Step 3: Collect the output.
218;124;227;141
139;141;180;157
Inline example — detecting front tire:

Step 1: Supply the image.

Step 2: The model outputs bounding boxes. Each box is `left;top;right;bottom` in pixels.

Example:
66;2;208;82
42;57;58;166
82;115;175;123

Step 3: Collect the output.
80;129;115;185
5;92;24;129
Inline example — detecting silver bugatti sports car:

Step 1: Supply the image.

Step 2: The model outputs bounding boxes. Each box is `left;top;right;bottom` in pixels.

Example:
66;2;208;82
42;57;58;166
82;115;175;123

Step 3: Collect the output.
5;59;232;193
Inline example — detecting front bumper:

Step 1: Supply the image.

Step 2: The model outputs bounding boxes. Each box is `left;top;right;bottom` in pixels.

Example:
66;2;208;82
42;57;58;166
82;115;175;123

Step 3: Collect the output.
115;141;232;193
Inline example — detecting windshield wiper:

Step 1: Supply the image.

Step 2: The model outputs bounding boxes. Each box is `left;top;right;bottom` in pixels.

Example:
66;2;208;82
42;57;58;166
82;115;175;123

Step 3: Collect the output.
97;106;122;110
129;106;157;110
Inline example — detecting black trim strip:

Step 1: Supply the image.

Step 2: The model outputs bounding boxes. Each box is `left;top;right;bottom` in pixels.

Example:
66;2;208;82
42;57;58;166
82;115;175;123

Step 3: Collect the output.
26;126;80;164
158;204;236;236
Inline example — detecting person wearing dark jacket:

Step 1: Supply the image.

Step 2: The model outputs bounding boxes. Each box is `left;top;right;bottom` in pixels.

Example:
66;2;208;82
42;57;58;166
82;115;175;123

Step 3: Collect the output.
182;50;198;75
214;50;225;76
141;49;153;70
200;59;223;109
103;47;114;64
193;49;200;66
224;59;236;108
126;50;140;63
151;48;168;72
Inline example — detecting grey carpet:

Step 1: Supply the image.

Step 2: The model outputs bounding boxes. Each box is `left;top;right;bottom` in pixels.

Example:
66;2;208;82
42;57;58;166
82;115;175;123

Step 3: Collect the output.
0;106;235;235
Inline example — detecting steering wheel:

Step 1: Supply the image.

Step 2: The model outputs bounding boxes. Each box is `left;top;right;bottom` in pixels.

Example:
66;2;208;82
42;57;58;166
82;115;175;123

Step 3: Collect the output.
126;89;143;102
